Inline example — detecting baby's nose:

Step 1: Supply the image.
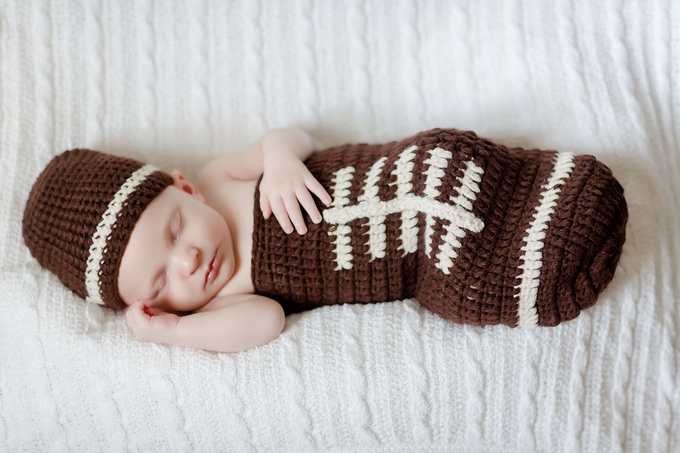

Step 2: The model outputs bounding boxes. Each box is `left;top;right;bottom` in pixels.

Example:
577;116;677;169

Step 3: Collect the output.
172;246;199;276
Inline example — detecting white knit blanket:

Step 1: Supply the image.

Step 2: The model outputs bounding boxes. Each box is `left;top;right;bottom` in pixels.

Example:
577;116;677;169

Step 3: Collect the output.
1;1;678;451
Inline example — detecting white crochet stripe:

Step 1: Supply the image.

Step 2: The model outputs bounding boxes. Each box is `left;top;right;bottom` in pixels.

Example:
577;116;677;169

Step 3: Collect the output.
436;222;466;274
323;147;487;273
423;147;452;258
448;160;484;210
435;160;485;274
84;164;158;305
358;157;388;261
327;166;355;270
324;194;484;232
393;145;419;256
515;152;576;328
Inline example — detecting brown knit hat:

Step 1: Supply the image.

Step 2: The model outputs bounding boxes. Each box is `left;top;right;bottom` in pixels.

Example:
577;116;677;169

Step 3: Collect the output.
22;149;173;310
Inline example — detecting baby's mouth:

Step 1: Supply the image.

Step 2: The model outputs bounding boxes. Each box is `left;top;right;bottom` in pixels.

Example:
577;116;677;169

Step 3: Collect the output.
205;252;220;286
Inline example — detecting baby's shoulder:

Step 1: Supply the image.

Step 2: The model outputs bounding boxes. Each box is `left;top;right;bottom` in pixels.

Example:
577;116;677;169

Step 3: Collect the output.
196;159;228;193
194;167;258;249
196;166;257;213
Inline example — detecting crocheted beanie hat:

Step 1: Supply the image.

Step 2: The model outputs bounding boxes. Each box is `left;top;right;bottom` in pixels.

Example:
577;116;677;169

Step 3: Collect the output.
22;149;173;310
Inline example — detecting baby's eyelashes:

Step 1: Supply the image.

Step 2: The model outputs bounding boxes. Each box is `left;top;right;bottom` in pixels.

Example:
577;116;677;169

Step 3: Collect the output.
171;211;183;242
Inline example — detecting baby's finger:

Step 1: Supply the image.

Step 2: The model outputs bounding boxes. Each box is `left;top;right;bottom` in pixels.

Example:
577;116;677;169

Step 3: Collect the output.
143;305;164;317
126;300;144;315
260;195;272;219
269;196;294;234
305;177;332;206
282;193;307;234
126;302;146;328
295;187;323;224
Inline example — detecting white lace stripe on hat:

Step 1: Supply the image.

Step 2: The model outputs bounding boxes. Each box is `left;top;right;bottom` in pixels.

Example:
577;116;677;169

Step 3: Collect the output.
85;164;158;306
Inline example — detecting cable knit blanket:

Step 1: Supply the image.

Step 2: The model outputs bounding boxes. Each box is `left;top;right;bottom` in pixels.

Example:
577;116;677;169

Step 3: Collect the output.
1;1;678;452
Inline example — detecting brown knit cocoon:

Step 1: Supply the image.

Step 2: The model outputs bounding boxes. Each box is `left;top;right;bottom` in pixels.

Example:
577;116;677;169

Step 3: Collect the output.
252;128;628;327
22;149;173;310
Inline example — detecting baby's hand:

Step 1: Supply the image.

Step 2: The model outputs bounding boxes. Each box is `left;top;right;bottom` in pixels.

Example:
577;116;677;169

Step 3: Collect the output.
259;150;332;234
125;301;180;345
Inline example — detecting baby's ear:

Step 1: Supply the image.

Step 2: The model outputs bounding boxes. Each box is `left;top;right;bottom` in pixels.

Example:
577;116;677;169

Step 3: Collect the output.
170;170;206;203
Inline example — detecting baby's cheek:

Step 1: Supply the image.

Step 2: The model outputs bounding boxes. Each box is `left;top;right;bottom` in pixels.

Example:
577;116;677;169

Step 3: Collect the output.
172;286;208;312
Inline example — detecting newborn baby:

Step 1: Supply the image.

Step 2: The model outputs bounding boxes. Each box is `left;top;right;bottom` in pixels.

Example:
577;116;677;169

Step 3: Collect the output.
22;128;628;353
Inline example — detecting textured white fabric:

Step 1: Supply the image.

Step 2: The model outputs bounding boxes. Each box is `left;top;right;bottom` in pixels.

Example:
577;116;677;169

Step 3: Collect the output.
1;0;678;451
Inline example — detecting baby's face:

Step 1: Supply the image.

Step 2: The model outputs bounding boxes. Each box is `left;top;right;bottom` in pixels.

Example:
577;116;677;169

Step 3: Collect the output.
117;174;235;313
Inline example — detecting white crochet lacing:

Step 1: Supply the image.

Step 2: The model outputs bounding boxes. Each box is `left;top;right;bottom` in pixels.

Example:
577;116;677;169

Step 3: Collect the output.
323;146;485;273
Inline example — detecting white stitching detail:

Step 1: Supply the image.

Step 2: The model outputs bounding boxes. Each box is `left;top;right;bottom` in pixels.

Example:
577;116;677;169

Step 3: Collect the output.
84;164;158;305
394;146;419;256
516;152;576;328
323;146;485;273
435;160;485;274
327;167;355;270
358;157;388;261
423;147;452;258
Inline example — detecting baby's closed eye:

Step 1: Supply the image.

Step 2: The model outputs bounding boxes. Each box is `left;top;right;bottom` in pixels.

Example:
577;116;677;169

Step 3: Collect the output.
171;211;184;241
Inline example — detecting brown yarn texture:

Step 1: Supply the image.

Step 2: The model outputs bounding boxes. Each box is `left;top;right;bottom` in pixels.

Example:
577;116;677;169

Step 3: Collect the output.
22;149;173;310
251;128;628;327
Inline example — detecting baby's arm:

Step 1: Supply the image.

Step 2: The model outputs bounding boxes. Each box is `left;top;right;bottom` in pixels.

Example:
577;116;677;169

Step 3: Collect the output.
200;128;332;234
125;294;285;353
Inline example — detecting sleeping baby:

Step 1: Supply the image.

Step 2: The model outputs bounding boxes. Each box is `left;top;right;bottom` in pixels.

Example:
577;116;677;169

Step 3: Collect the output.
22;127;628;353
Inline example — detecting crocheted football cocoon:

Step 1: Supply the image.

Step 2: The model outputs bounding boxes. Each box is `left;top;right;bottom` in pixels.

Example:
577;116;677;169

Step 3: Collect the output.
251;128;627;327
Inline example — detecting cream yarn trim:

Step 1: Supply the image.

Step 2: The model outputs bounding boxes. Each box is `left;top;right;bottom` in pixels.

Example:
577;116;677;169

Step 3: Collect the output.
516;152;576;328
84;164;158;306
324;146;485;273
